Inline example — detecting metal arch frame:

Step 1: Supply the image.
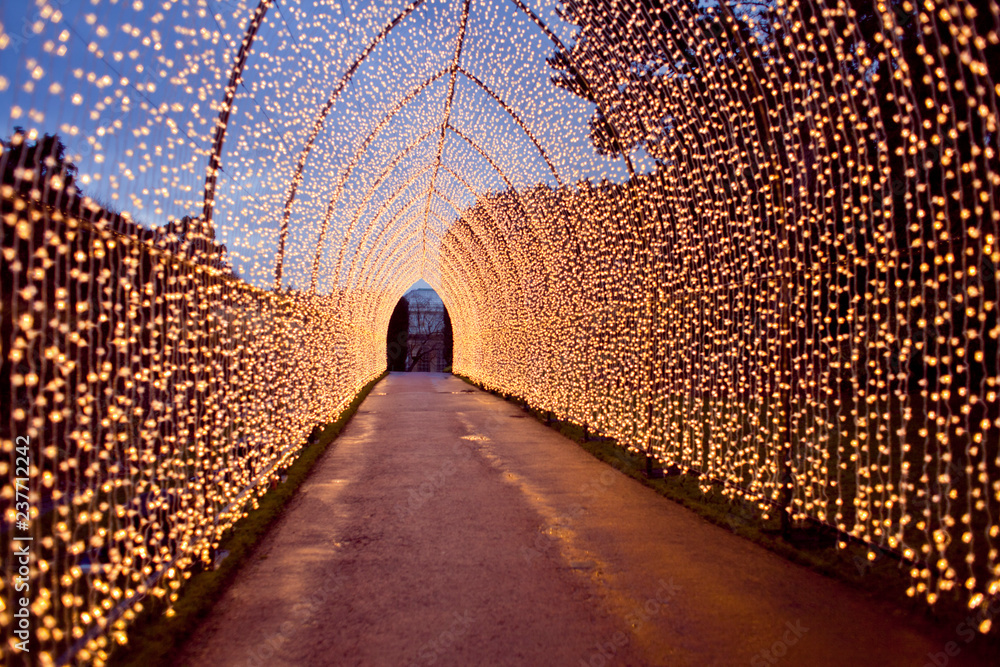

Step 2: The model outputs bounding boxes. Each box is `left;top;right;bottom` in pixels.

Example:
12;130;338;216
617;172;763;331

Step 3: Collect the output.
337;123;517;296
359;168;547;328
365;210;430;290
435;160;543;288
272;0;429;288
343;164;439;261
433;257;478;317
307;71;450;291
197;0;647;334
372;219;420;300
434;244;490;341
442;122;581;305
351;166;473;288
430;254;480;335
203;0;274;230
360;164;440;245
439;163;481;197
366;193;515;324
421;1;643;410
339;177;438;292
434;208;510;329
415;0;473;276
432;208;513;304
285;2;575;293
337;78;558;295
371;196;463;291
384;258;424;300
281;0;469;295
352;164;524;324
370;213;493;316
344;192;431;294
427;208;457;230
426;181;560;399
436;160;549;267
203;0;646;291
423;224;505;368
380;247;464;312
424;268;477;361
322;128;442;293
287;24;603;296
433;223;491;305
455;66;562;188
436;239;486;307
445;123;514;190
375;267;423;330
302;62;565;293
439;123;566;303
356;154;525;300
325;98;447;293
418;0;647;349
381;221;457;307
429;187;466;218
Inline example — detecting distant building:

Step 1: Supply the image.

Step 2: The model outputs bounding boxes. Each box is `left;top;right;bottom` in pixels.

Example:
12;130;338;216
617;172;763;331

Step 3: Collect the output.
406;288;447;372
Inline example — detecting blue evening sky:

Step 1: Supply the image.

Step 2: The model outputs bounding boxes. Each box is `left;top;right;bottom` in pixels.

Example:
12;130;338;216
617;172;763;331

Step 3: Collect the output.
0;0;644;293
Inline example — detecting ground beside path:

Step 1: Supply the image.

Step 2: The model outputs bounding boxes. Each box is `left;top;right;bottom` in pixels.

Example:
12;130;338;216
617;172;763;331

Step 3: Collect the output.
180;372;988;666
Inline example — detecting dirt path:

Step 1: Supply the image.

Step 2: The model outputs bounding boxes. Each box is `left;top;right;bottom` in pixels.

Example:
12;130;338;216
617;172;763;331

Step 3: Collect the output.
180;373;989;666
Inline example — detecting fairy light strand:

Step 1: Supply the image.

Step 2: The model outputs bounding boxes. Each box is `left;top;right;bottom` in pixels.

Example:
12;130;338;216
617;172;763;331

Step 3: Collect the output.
1;0;999;663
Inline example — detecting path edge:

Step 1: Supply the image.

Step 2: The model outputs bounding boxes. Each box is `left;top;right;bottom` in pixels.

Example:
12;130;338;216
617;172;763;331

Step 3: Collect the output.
452;373;1000;661
108;371;388;667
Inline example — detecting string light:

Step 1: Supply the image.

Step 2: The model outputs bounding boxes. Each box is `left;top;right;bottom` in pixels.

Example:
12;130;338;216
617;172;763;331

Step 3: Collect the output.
0;0;998;662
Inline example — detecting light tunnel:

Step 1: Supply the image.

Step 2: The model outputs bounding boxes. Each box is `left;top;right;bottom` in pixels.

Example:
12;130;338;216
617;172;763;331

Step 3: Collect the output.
1;0;1000;661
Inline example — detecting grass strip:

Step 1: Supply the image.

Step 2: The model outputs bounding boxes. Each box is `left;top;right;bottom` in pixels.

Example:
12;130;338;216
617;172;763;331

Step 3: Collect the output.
109;371;387;667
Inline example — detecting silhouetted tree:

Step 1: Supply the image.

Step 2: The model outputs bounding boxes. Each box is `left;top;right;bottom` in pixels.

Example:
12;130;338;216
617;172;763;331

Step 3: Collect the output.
406;290;446;372
547;0;757;159
1;127;80;206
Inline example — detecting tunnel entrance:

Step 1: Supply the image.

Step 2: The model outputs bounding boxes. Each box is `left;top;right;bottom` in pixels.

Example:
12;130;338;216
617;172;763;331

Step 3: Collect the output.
387;281;454;373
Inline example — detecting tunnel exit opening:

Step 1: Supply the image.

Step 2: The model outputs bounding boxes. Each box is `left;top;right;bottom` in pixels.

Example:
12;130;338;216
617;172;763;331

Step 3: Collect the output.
387;281;454;373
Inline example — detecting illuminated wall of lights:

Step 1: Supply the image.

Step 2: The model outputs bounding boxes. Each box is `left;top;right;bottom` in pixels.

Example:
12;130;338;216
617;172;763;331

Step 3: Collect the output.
0;192;386;664
0;0;998;662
